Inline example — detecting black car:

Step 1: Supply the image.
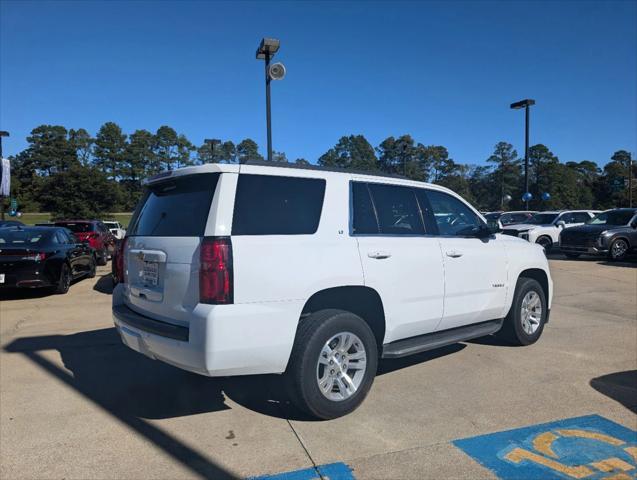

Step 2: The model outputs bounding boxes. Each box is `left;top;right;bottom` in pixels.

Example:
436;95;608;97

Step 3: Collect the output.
0;226;96;294
559;208;637;261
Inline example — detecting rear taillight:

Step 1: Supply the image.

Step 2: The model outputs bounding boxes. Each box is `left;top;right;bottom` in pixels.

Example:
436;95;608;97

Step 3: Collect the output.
115;237;128;283
200;237;233;304
24;252;52;262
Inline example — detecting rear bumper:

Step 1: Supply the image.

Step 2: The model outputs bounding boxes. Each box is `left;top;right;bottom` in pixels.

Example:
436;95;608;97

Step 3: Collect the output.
112;283;302;377
0;265;54;288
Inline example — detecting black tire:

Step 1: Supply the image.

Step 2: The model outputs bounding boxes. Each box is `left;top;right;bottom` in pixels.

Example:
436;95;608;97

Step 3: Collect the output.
497;277;547;346
97;249;108;266
536;236;553;253
87;256;97;278
55;264;71;295
564;253;581;259
608;238;629;261
286;309;378;420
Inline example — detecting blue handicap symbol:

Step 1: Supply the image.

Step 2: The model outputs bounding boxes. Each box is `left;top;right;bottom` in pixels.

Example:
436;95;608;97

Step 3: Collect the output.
454;414;637;479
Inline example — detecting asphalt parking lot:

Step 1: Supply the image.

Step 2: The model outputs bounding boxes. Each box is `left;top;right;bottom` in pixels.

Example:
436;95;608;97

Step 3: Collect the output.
1;256;636;480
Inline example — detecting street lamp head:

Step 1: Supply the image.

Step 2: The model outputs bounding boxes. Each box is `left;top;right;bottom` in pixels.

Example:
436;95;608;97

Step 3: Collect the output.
510;99;536;110
256;38;280;59
0;131;9;137
204;138;221;146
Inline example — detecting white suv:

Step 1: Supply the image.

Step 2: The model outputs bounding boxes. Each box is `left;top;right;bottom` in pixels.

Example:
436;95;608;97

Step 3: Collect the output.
113;163;553;419
501;210;599;252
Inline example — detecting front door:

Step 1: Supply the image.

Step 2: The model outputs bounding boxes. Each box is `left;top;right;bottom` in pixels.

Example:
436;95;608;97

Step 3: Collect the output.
423;189;508;330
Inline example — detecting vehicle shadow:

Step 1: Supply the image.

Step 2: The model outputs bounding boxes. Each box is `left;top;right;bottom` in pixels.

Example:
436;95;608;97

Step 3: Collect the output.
93;274;114;295
4;328;466;424
0;287;54;300
547;251;636;267
590;370;637;414
4;329;239;479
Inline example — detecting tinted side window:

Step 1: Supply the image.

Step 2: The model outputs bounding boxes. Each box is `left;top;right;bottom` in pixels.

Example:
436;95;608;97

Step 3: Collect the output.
54;231;68;244
571;212;591;223
232;174;326;235
128;173;219;237
426;190;482;236
367;183;424;235
351;183;379;234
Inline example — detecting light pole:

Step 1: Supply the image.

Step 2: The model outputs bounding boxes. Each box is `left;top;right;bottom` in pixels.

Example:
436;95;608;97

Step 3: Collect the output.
256;38;286;162
510;99;535;209
0;131;9;220
204;138;221;163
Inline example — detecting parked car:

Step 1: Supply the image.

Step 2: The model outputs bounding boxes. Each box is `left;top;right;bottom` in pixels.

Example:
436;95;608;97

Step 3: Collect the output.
112;162;552;419
501;210;599;252
560;208;637;261
484;211;537;229
103;220;126;240
0;220;24;228
0;226;96;293
54;220;115;265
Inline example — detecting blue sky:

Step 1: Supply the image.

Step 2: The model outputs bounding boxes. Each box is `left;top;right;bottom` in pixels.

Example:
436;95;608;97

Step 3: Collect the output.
1;0;636;166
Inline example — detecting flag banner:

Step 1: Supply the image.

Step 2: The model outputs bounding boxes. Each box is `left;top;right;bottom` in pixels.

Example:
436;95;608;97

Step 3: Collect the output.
0;158;10;196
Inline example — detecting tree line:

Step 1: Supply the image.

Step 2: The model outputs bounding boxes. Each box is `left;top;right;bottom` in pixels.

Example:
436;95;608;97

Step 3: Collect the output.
5;123;635;218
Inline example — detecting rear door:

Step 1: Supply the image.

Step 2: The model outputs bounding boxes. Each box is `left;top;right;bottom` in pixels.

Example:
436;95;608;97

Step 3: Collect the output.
353;180;445;342
124;172;221;325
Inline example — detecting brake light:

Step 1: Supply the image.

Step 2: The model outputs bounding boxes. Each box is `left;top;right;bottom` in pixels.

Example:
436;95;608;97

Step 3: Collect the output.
24;252;52;262
200;237;233;304
115;237;128;284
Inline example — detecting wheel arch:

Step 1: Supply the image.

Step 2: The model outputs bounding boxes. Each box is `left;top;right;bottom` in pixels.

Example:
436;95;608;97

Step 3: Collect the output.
300;286;386;350
535;234;553;245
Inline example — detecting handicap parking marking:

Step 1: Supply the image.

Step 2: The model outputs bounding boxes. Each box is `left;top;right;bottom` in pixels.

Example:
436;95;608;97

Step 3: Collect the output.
249;462;355;480
454;414;637;480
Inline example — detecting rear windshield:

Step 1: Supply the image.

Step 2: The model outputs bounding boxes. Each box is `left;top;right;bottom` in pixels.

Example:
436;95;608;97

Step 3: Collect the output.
232;174;326;235
56;222;95;233
128;173;219;237
0;229;50;246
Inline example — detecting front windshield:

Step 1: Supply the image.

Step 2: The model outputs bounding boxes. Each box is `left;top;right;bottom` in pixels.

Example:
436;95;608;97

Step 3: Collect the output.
587;210;635;226
104;222;118;229
527;213;558;225
484;213;501;220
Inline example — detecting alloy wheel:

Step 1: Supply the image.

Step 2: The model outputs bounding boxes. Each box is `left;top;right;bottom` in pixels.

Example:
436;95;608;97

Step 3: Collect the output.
520;290;542;335
316;332;367;401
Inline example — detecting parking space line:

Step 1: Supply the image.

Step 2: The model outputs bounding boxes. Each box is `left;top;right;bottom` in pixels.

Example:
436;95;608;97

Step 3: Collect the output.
249;462;354;480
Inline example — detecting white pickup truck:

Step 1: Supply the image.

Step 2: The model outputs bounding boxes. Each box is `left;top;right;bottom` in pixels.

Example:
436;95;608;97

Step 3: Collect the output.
113;162;552;419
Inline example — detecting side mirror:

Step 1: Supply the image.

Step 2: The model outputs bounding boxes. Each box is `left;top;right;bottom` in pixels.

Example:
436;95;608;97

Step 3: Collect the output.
556;220;566;228
486;221;502;234
631;221;637;229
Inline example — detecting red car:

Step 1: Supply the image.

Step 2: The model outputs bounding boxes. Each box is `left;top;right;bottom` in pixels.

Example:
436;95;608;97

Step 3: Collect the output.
54;220;115;265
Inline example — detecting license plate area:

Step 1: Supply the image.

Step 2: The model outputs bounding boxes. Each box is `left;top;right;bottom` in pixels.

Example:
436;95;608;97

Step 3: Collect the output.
142;261;159;287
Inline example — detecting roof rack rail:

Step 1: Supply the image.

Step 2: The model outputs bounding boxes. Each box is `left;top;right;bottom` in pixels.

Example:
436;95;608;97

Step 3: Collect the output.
242;159;410;181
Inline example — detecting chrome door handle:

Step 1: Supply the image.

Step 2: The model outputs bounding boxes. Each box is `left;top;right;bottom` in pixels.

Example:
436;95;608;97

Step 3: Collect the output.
446;251;463;258
368;251;392;259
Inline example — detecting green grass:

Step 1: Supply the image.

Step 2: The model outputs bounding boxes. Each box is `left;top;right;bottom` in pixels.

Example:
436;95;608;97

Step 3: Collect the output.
20;212;133;228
